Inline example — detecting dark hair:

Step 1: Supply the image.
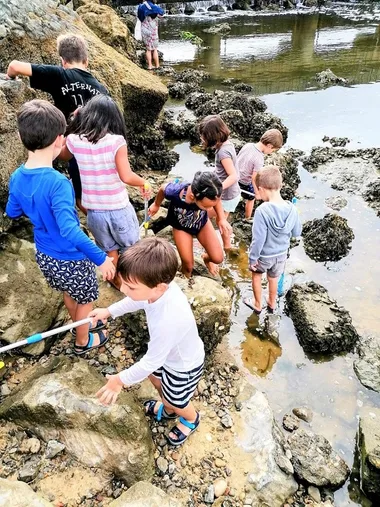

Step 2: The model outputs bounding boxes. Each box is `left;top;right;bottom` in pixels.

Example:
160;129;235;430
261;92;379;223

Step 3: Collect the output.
57;33;88;64
17;99;66;152
117;238;179;288
191;171;222;201
67;94;127;144
198;114;230;148
260;129;283;149
256;165;283;190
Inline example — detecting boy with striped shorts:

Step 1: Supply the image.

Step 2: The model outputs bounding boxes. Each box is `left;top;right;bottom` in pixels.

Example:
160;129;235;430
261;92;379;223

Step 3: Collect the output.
90;237;205;447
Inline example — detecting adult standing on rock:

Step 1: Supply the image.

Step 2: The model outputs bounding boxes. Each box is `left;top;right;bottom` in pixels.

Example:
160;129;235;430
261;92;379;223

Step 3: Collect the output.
137;0;165;71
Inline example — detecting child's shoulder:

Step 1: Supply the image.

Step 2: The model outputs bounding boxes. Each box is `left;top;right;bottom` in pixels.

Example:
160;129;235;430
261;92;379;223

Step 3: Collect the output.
164;181;188;198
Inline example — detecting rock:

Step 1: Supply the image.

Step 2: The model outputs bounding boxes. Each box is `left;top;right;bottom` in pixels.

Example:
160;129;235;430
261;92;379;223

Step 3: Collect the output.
213;478;228;498
0;383;11;396
302;213;354;262
221;414;233;428
161;110;197;141
0;478;51;506
108;481;183;506
156;457;169;474
287;428;349;488
292;407;313;423
232;0;251;9
324;195;347;211
204;485;215;503
322;136;350;147
168;69;209;99
315;69;347;86
233;83;253;93
0;235;64;355
265;151;300;201
184;4;195;14
0;356;154;485
203;23;231;34
197;378;208;395
359;407;380;501
286;282;359;354
120;276;232;355
18;457;41;483
308;485;321;503
45;440;65;458
77;2;136;61
238;388;297;505
214;458;226;468
208;4;225;11
19;437;41;454
282;414;300;432
354;334;380;392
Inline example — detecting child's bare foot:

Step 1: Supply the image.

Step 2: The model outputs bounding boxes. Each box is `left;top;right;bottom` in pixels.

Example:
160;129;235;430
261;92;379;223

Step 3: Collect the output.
202;254;219;277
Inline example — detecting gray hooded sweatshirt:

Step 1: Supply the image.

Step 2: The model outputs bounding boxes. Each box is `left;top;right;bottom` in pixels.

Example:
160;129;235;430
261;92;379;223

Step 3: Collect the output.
249;201;302;264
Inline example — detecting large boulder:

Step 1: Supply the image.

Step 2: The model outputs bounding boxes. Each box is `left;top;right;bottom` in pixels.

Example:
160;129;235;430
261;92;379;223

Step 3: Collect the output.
120;276;232;356
0;478;52;507
359;407;380;501
0;235;64;355
354;334;380;392
109;481;183;507
266;151;300;201
302;214;354;262
0;0;167;133
0;356;155;485
286;282;359;354
287;428;350;488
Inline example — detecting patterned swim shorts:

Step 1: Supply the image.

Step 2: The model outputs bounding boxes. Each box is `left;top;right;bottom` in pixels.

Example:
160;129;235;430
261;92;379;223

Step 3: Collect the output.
36;251;99;304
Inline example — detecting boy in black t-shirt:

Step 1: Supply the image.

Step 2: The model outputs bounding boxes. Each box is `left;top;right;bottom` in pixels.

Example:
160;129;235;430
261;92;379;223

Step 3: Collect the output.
6;33;107;213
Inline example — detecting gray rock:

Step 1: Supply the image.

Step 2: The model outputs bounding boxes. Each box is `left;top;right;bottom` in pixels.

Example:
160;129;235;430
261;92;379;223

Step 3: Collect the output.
0;478;51;506
325;195;348;211
45;440;65;458
108;481;183;506
18;458;40;483
315;69;347;86
221;414;233;428
286;282;358;354
292;407;313;423
282;413;300;432
358;406;380;501
0;356;154;485
288;428;349;488
354;334;380;392
308;485;321;502
156;457;169;474
203;23;231;34
204;485;215;503
0;383;11;396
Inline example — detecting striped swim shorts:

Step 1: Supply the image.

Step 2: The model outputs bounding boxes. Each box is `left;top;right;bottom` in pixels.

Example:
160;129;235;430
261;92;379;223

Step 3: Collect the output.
152;363;204;409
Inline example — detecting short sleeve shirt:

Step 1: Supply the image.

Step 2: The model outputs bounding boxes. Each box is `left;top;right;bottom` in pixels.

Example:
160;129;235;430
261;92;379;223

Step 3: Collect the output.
30;65;108;119
214;141;240;201
165;182;208;236
237;143;265;185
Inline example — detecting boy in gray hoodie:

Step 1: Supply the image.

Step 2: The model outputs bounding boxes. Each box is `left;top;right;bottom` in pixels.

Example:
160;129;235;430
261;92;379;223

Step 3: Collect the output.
244;166;302;314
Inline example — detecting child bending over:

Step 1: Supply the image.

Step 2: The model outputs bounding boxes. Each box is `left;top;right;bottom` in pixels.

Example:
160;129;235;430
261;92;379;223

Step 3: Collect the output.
149;171;231;278
60;94;149;289
244;166;301;314
199;115;240;250
90;238;205;447
238;129;283;219
6;100;115;354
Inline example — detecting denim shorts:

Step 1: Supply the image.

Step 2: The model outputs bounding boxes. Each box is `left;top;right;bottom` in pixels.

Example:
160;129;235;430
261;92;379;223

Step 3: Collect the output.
222;193;241;213
251;253;287;278
87;205;139;253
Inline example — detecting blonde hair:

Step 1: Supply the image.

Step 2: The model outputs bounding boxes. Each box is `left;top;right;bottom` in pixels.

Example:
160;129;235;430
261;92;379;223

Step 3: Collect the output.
256;165;282;191
57;33;88;64
260;129;283;149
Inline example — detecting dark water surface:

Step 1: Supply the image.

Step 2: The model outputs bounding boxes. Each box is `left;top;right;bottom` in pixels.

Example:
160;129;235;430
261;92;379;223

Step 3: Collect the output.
158;6;380;506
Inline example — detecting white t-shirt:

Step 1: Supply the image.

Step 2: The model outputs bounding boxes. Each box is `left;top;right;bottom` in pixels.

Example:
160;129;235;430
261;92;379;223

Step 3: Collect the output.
108;282;205;386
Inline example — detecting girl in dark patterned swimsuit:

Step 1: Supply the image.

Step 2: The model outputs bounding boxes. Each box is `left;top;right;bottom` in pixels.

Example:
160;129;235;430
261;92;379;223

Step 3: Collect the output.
149;171;231;278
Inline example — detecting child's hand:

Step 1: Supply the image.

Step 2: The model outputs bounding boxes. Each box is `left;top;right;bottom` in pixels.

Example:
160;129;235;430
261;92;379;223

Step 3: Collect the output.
149;202;160;217
99;257;116;281
218;218;232;236
96;374;124;405
141;182;152;200
88;308;111;326
249;262;259;272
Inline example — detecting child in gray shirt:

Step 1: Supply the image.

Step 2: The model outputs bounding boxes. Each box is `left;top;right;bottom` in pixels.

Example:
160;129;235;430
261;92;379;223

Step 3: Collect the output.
244;166;301;314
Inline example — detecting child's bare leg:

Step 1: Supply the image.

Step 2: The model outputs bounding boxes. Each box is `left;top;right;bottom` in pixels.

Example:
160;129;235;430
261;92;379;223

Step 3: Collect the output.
267;275;279;310
152;49;159;68
146;50;153;69
108;249;121;289
164;399;198;439
245;199;255;219
173;228;194;278
197;219;224;276
146;375;175;415
63;291;77;322
221;211;232;249
252;272;263;312
75;301;95;347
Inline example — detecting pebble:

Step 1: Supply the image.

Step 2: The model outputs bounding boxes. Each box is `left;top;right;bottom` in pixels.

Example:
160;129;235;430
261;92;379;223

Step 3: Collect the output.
18;458;40;482
214;458;226;468
283;413;300;432
20;437;41;454
197;378;207;395
157;456;169;474
214;478;228;497
0;383;11;396
221;414;233;428
111;345;124;359
307;485;321;503
168;463;176;475
98;353;108;364
204;485;215;504
292;406;313;423
45;440;65;459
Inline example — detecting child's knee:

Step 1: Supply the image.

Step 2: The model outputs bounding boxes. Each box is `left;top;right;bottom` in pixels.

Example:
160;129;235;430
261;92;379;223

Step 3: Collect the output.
182;261;194;274
211;252;224;264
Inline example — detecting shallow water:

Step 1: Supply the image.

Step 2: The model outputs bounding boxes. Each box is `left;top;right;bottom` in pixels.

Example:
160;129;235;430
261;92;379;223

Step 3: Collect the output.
160;5;380;506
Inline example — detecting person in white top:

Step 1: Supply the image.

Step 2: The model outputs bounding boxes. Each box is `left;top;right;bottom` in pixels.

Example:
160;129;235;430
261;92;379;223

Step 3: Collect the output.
89;237;205;447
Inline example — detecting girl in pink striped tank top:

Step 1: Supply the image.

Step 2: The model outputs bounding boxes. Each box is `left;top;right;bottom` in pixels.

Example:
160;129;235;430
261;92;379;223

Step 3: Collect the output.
60;95;150;289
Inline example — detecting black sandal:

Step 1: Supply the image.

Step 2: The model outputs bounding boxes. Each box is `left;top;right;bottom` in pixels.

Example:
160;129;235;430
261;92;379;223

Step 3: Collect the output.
143;400;177;421
167;412;200;447
71;319;106;338
74;329;108;355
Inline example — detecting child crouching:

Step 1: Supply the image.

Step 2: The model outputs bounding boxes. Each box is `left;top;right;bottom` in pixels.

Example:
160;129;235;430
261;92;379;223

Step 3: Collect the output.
90;237;205;446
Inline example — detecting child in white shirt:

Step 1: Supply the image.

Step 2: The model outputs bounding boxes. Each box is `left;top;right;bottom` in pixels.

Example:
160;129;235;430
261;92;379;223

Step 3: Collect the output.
89;237;205;447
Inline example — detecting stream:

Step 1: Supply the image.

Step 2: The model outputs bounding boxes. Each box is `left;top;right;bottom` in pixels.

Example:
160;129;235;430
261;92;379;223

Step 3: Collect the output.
142;4;380;505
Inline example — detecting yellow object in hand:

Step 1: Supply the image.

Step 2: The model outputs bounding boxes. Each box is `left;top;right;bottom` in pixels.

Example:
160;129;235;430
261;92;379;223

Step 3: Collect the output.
0;361;4;369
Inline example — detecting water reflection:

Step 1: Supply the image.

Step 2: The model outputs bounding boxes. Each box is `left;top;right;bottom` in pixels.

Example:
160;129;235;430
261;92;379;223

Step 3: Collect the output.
159;12;380;94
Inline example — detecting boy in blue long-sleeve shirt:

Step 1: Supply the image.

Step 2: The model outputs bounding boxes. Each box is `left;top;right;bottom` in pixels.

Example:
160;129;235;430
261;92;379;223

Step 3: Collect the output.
6;99;115;354
244;165;302;314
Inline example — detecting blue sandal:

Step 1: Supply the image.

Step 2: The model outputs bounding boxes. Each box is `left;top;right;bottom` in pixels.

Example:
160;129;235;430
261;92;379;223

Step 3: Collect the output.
74;329;108;355
167;412;200;447
71;319;106;338
144;400;177;421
